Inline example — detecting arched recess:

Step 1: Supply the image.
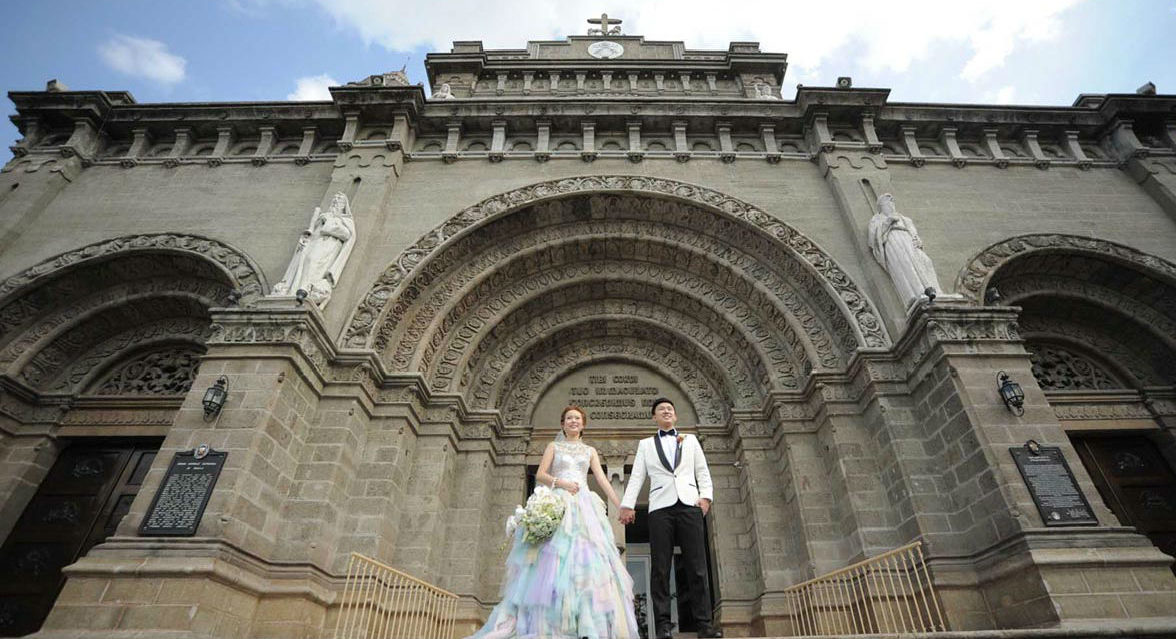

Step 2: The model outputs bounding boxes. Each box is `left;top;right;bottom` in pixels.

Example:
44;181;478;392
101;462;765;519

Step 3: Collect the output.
958;234;1176;389
0;234;266;396
344;177;889;417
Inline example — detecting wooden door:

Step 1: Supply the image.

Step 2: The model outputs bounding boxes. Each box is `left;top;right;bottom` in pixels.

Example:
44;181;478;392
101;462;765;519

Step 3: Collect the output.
0;440;158;636
1072;435;1176;573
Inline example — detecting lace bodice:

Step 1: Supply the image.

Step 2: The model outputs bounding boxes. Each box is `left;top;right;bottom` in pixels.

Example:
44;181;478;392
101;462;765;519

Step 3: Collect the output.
550;440;592;485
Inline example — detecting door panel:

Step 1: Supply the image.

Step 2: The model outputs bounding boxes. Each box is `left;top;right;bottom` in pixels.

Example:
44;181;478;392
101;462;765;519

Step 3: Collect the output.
0;441;159;637
1073;435;1176;573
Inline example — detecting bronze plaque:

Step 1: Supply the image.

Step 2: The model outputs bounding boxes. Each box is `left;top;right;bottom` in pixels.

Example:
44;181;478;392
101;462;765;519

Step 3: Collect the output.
139;448;226;536
1010;445;1097;526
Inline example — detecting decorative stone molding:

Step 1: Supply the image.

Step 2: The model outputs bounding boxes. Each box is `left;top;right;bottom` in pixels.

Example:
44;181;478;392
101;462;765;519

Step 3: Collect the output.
13;298;211;391
491;323;734;424
206;304;338;380
55;320;213;394
1025;341;1124;390
1019;314;1171;386
0;234;267;305
956;234;1176;304
416;254;807;393
448;281;793;400
343;176;888;357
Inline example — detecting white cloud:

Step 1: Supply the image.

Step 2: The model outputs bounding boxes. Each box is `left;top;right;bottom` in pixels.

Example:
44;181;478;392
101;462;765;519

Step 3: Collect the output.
98;35;187;84
305;0;1084;84
989;85;1017;104
287;74;340;101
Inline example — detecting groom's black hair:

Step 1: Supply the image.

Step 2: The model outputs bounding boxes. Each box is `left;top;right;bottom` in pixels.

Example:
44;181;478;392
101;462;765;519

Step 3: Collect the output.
650;397;674;416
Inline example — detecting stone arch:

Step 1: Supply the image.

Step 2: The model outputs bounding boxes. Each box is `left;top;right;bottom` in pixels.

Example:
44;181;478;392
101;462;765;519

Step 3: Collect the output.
345;177;887;420
0;234;264;394
960;234;1176;388
955;233;1176;304
344;176;888;354
491;318;739;426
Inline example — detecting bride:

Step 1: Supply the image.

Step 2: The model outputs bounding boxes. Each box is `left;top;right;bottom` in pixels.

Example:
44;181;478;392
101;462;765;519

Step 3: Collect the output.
467;406;639;639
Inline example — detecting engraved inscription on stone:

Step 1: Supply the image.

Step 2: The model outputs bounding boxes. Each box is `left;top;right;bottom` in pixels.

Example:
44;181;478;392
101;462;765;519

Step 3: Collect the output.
139;449;226;536
1010;446;1097;526
532;362;695;431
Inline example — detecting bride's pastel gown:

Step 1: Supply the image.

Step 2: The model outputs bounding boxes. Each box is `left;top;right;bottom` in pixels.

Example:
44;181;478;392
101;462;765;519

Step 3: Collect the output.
468;440;639;639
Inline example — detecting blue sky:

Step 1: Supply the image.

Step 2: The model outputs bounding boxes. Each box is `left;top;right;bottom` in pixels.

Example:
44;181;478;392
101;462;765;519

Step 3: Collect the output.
3;0;1175;164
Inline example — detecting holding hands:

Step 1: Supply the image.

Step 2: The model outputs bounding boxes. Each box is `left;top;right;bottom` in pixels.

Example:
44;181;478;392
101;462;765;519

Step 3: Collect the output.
618;507;635;525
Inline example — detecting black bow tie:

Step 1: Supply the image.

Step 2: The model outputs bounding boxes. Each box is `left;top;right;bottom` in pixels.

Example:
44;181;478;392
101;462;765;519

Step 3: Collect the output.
659;429;678;437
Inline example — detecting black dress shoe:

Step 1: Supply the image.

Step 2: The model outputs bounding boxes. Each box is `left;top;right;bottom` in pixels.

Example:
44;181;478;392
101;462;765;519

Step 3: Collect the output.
696;624;724;638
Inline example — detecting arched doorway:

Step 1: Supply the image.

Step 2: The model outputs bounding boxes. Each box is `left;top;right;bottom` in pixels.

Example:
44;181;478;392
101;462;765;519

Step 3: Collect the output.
345;176;887;626
0;234;264;635
964;234;1176;572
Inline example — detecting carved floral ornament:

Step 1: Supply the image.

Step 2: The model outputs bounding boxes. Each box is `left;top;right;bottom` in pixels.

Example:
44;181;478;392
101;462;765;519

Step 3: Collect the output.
343;175;890;357
956;234;1176;304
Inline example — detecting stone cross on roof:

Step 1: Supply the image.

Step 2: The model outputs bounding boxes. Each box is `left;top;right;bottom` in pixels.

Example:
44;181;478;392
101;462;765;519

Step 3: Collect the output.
587;13;622;35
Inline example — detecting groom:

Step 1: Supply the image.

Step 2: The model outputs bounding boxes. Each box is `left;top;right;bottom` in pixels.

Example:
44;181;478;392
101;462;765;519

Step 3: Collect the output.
620;398;721;639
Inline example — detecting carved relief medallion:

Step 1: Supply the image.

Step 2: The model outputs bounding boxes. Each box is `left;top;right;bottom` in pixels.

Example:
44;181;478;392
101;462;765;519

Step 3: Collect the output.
588;41;624;59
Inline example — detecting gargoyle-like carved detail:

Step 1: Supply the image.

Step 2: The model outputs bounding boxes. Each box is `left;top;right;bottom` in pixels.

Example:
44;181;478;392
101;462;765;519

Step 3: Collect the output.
956;234;1176;304
0;233;266;306
89;346;205;395
343;177;887;353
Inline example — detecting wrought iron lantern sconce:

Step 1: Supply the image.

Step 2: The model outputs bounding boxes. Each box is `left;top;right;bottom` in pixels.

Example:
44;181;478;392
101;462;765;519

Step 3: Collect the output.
202;376;228;420
997;371;1025;416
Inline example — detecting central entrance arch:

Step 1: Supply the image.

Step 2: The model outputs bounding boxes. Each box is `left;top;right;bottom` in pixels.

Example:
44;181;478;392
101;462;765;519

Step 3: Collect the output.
346;175;888;616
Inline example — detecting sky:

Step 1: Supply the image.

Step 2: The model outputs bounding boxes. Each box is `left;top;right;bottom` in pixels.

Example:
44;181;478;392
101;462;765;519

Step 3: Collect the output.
2;0;1175;164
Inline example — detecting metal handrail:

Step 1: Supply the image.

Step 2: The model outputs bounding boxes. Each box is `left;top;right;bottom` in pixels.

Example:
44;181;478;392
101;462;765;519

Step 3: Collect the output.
333;552;458;639
782;541;946;636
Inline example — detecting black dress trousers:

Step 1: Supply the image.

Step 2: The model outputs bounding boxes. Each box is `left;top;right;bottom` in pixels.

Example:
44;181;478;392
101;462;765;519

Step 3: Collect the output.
648;501;712;634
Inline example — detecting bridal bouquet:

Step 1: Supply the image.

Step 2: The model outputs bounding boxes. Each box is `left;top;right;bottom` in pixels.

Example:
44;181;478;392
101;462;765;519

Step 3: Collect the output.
504;485;566;544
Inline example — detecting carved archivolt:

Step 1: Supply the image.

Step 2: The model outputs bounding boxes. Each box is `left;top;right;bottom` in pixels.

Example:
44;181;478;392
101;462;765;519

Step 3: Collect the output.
432;269;803;398
493;327;731;426
15;297;211;391
998;274;1176;352
1019;311;1174;386
956;234;1176;303
343;177;888;353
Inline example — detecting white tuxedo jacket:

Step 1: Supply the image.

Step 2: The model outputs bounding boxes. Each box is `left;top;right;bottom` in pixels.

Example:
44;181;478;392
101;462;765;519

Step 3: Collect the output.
621;433;713;512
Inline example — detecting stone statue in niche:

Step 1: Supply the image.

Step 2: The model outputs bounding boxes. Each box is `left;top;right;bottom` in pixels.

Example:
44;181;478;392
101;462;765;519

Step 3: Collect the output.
272;192;356;307
868;193;946;309
432;83;455;99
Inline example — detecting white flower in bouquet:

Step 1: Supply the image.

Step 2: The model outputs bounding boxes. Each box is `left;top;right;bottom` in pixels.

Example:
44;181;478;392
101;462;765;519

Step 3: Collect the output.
517;484;566;544
504;505;526;538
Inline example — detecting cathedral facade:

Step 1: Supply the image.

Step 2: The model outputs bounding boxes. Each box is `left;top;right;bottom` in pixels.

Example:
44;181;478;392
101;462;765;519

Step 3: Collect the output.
2;19;1176;638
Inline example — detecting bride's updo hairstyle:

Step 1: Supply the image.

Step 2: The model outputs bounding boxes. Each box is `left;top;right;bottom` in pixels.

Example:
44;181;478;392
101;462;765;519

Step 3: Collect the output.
561;405;587;425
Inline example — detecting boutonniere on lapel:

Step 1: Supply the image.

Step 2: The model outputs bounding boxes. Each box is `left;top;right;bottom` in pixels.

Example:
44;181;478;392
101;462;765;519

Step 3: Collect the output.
676;434;684;445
